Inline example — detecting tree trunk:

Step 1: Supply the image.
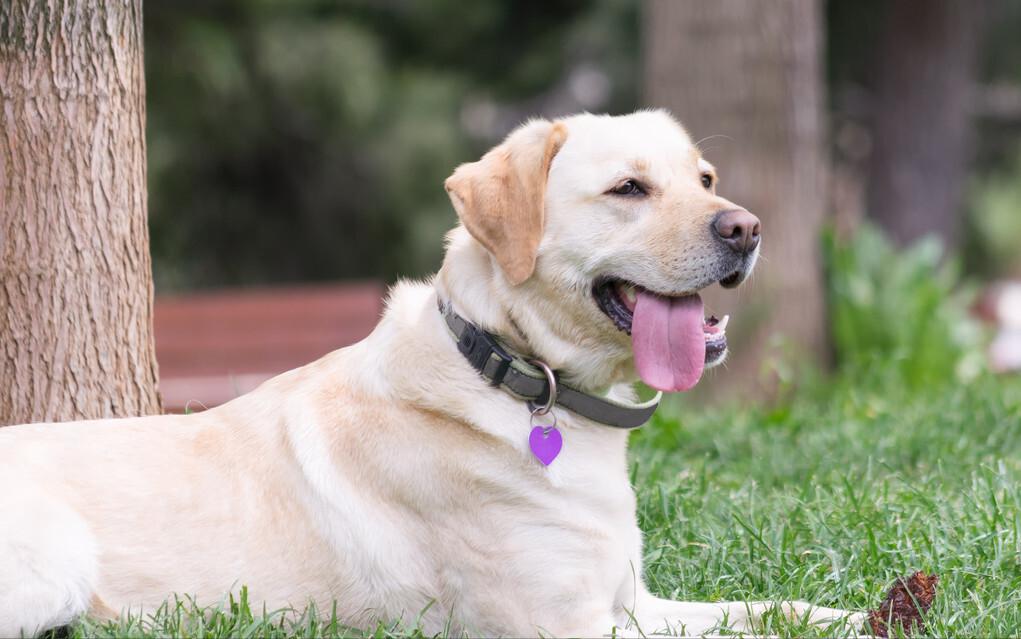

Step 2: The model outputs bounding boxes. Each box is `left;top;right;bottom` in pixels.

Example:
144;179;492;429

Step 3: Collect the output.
866;0;985;249
644;0;829;396
0;0;162;424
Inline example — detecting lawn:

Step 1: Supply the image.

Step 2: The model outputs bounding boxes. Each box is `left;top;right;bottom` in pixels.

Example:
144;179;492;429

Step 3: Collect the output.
633;372;1021;637
60;368;1021;638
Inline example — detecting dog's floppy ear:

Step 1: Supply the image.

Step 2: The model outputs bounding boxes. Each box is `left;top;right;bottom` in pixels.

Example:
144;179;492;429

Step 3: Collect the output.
444;119;568;286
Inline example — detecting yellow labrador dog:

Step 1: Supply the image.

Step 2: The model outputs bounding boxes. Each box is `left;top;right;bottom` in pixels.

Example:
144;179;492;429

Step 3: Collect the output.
0;110;861;637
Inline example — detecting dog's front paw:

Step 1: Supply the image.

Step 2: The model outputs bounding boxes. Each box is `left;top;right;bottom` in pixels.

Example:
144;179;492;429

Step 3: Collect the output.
730;601;868;637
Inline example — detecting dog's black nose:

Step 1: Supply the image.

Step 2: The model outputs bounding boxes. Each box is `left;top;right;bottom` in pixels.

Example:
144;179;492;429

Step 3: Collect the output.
713;209;761;254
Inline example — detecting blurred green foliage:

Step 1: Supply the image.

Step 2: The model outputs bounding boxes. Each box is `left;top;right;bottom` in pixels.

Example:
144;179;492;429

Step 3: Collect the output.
144;0;638;290
966;149;1021;278
823;224;985;390
145;0;1021;292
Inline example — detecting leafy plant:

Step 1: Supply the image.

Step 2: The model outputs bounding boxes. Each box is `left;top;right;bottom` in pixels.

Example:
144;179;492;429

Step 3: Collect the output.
965;148;1021;278
822;224;985;390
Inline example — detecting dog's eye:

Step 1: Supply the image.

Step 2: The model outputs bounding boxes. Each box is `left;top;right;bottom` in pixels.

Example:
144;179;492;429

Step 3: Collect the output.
701;173;714;190
610;180;645;196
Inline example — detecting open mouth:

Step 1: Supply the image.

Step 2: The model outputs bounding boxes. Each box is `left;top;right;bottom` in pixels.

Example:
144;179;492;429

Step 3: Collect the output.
593;277;730;392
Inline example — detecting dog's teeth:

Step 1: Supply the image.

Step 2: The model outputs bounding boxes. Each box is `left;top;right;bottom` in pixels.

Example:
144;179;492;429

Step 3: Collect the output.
718;315;730;331
621;285;637;305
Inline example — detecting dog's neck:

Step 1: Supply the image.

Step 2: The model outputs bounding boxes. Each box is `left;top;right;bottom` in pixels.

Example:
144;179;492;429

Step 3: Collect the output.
434;228;634;394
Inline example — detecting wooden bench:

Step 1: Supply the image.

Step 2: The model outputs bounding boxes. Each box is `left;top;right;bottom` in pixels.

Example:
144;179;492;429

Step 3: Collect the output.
154;282;384;412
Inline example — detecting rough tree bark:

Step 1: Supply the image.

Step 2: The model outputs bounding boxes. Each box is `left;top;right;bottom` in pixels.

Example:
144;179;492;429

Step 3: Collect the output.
867;0;986;249
644;0;829;395
0;0;162;424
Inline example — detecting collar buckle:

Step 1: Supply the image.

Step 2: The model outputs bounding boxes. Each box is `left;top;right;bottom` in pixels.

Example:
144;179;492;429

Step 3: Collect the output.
457;321;513;386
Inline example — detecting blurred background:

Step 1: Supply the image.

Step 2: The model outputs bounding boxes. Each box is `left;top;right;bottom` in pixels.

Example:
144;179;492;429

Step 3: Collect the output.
143;0;1021;410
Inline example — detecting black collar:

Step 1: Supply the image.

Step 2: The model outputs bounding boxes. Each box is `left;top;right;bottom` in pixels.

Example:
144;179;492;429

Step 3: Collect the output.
438;299;660;429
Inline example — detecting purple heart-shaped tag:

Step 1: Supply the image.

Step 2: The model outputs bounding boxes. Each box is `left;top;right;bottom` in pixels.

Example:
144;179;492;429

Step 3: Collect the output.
529;426;563;466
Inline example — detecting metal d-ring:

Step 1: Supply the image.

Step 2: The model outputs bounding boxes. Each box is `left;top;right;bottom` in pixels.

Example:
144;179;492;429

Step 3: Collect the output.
530;408;558;431
528;359;558;416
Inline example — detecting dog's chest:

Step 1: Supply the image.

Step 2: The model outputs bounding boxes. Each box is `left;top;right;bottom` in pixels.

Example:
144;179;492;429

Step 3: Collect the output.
304;386;642;631
410;429;641;630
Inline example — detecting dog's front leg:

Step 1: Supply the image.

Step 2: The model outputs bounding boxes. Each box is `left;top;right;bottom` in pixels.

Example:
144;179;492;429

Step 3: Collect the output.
618;591;867;637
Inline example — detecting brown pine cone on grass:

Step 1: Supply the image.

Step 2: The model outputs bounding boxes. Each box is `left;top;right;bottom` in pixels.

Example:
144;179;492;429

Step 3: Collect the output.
867;571;938;637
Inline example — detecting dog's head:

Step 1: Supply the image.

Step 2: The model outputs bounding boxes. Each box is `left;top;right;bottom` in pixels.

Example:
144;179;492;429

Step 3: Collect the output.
443;110;760;393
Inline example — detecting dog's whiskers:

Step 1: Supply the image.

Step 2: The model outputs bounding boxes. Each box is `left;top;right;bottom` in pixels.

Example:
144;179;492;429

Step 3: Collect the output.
694;133;734;152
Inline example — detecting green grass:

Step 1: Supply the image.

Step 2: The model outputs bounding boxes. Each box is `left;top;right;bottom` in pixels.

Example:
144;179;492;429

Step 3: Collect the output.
633;373;1021;637
60;373;1021;638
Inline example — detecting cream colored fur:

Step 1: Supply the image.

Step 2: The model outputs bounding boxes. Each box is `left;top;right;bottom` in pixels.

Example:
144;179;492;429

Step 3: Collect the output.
0;111;862;637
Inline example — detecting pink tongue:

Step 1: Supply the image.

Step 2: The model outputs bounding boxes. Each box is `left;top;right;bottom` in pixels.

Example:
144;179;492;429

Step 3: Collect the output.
631;291;705;392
